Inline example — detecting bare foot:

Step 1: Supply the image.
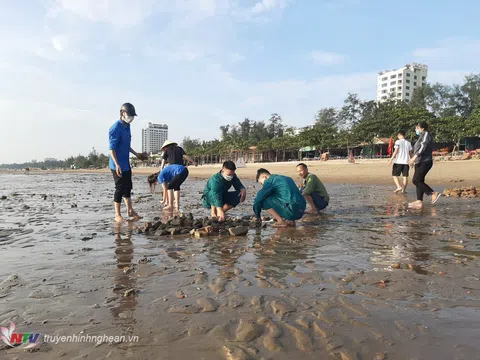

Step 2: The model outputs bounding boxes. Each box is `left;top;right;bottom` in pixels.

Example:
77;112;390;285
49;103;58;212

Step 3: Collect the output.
394;188;402;193
304;208;318;214
128;210;142;220
285;220;296;227
174;207;180;213
163;205;173;210
272;222;288;228
115;215;125;223
431;192;441;205
408;201;423;209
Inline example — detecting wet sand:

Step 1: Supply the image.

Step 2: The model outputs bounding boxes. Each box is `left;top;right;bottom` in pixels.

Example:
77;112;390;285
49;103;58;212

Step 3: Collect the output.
16;158;480;186
1;173;480;360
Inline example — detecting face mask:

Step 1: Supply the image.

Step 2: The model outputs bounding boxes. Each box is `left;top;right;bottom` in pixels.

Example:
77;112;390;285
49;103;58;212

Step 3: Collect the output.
222;173;233;182
124;115;134;124
415;129;421;136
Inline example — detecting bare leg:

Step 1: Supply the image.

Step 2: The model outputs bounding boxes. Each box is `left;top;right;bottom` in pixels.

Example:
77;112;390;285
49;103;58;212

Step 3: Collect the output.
211;206;217;217
124;197;141;220
164;189;174;210
393;177;402;193
161;183;168;206
114;202;125;223
408;200;423;209
402;177;408;193
174;190;180;212
303;194;317;214
265;208;288;228
222;204;234;213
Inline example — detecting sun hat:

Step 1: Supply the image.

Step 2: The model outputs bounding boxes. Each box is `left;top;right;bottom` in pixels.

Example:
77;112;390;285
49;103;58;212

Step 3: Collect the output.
161;140;177;150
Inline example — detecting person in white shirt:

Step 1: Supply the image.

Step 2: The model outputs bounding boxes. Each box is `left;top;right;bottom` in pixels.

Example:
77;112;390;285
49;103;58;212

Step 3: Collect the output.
388;130;413;193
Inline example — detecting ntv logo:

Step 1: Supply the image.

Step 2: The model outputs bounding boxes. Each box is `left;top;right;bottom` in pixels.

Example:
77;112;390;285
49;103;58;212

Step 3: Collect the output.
1;322;40;349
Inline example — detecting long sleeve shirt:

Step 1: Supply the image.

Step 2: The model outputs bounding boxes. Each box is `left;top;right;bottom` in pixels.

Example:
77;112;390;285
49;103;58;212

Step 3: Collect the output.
302;173;330;203
413;131;434;164
202;172;245;208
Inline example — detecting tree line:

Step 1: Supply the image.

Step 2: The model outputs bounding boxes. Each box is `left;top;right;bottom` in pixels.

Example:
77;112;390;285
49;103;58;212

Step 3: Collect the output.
182;74;480;160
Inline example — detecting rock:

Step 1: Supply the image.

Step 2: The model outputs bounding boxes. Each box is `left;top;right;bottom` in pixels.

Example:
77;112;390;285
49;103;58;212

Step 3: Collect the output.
197;297;218;312
271;300;296;316
0;196;6;200
81;247;93;252
209;278;227;294
194;273;208;284
175;290;186;299
93;304;100;309
392;263;401;269
150;221;163;232
167;228;181;235
170;217;184;226
123;289;136;297
229;226;249;236
143;222;153;231
180;228;191;234
137;256;152;264
228;293;246;308
235;319;263;342
223;344;252;360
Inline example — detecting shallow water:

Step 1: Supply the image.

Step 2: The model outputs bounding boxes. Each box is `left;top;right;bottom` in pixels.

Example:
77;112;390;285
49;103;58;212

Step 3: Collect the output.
1;172;479;360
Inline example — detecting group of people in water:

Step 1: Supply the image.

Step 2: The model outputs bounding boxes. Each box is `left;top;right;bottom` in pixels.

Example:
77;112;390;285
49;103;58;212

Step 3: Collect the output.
109;103;439;223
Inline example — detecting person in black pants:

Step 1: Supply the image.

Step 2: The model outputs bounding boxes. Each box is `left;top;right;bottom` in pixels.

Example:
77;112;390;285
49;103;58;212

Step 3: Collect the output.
148;164;189;212
408;121;441;209
109;103;148;222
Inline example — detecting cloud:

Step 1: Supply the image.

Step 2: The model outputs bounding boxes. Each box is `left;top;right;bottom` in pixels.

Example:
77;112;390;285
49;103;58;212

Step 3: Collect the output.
51;35;69;52
251;0;286;14
310;51;346;66
230;52;245;63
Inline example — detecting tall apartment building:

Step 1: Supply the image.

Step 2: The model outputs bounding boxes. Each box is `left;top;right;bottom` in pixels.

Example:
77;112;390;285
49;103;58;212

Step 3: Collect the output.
142;122;168;154
376;63;428;102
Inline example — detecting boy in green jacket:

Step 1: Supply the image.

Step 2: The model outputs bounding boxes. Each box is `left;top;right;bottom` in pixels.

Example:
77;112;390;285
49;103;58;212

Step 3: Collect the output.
254;168;306;228
202;161;247;222
296;163;330;213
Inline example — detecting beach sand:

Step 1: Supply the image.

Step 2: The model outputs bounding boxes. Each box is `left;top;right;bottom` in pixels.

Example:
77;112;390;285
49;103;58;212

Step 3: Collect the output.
28;158;480;186
1;172;479;359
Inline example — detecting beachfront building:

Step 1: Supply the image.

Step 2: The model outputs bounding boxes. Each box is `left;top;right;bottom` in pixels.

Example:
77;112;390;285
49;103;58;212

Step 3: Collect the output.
142;122;168;154
377;63;428;103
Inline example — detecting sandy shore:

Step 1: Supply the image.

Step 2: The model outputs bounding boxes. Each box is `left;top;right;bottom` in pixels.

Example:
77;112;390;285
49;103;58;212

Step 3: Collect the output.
19;159;480;186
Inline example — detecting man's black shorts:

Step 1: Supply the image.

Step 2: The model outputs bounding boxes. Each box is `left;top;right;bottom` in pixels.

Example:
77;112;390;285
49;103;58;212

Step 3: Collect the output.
392;164;409;177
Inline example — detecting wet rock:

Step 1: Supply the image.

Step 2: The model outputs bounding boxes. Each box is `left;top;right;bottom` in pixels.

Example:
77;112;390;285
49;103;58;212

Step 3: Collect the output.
123;265;135;274
81;236;93;241
229;226;249;236
155;229;169;236
0;196;6;200
271;300;296;316
235;319;263;342
175;290;186;299
93;304;100;309
70;204;77;208
197;297;218;312
223;344;252;360
392;263;401;269
150;221;163;232
180;228;191;234
137;256;152;264
209;278;227;294
194;273;208;284
169;217;184;226
168;305;200;314
143;222;153;231
81;247;93;252
228;293;246;308
234;268;243;275
250;295;264;310
123;289;136;297
23;205;30;210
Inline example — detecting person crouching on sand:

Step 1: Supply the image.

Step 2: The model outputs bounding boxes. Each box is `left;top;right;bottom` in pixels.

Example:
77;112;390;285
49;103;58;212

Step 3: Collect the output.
253;168;306;228
296;163;329;213
148;164;189;212
202;161;247;222
388;130;413;194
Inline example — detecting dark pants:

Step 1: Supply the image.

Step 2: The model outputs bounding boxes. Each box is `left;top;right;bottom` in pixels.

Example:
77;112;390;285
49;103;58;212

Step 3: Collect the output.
412;161;433;201
167;168;189;191
311;192;329;211
112;170;132;203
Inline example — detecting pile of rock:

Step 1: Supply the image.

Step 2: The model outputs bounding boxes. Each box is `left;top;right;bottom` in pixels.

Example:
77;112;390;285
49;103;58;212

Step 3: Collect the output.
139;213;268;238
442;186;479;198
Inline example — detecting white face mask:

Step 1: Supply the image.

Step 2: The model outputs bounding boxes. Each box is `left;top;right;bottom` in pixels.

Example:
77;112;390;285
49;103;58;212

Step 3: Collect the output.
222;173;234;182
124;115;134;124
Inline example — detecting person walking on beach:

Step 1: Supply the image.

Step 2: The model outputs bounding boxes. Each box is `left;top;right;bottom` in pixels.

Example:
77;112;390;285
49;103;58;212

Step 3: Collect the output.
254;168;306;228
202;161;247;222
296;163;329;213
160;140;196;169
109;103;148;223
148;164;189;212
408;122;441;209
388;130;413;194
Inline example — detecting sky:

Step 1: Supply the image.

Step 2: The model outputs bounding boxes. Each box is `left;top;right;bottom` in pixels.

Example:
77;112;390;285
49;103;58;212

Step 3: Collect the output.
2;0;480;164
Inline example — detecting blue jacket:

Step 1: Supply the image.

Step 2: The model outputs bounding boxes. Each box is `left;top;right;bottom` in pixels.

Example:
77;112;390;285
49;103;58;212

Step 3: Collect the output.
109;120;131;171
158;164;186;183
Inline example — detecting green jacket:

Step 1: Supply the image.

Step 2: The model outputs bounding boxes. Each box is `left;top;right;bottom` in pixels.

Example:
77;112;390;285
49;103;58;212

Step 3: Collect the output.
202;171;245;208
302;173;329;203
253;174;306;218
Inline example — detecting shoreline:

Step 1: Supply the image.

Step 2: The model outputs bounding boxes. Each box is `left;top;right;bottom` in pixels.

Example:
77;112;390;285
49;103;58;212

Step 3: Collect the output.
4;159;479;187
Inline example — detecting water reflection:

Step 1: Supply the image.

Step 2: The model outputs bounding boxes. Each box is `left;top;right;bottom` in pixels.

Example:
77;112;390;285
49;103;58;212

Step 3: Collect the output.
110;226;137;335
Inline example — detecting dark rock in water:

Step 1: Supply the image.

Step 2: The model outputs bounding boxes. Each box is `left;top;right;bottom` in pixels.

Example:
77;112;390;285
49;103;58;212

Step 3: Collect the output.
136;229;144;234
22;205;30;210
188;213;194;220
143;222;153;231
180;228;192;234
154;217;160;221
150;221;163;232
184;219;193;227
229;226;249;236
82;247;93;251
170;217;184;226
194;219;203;227
160;223;168;230
81;236;93;241
219;229;228;236
43;195;47;200
123;289;136;297
155;229;169;236
0;195;6;200
203;218;213;226
71;204;77;208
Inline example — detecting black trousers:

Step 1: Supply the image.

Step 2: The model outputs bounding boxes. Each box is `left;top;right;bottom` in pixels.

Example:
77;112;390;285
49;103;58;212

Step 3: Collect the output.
412;161;433;201
167;168;189;191
112;170;133;203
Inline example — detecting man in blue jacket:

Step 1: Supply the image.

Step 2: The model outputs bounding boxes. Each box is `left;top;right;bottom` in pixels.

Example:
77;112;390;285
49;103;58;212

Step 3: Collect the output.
109;103;148;223
254;168;306;227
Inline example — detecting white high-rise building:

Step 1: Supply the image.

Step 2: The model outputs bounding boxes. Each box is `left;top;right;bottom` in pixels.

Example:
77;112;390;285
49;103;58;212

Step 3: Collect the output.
377;63;428;103
142;122;168;154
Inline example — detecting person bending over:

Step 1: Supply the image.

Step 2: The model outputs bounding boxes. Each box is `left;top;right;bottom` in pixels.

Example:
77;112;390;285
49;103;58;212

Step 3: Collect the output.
254;168;306;228
148;164;189;212
296;163;329;213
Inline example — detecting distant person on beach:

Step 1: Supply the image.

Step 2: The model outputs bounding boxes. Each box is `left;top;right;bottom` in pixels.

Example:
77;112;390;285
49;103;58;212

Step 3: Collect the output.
254;168;306;227
388;130;413;194
408;122;441;209
202;161;246;222
160;140;196;169
148;164;189;212
296;163;329;213
109;103;149;223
